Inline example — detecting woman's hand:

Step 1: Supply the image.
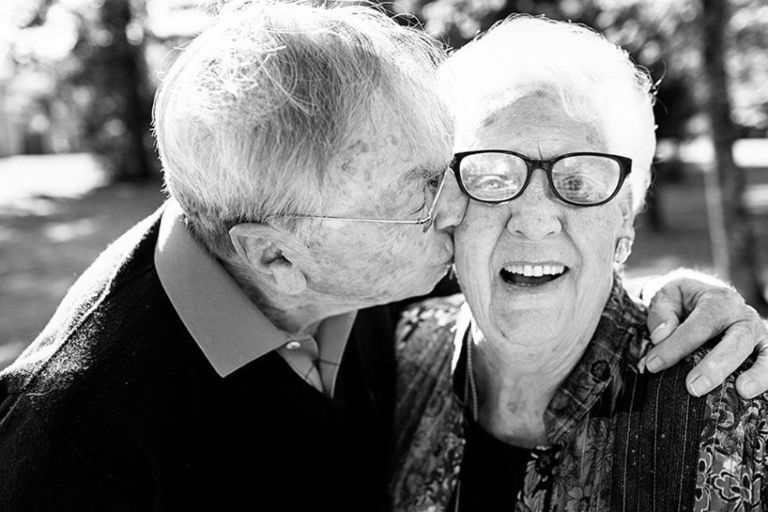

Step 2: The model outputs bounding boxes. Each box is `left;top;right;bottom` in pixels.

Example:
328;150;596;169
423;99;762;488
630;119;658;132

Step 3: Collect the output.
641;269;768;398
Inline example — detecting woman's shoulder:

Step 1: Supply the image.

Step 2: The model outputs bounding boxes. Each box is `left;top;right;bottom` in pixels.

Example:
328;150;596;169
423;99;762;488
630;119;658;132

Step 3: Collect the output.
395;293;467;362
391;294;467;511
392;293;466;451
692;356;768;509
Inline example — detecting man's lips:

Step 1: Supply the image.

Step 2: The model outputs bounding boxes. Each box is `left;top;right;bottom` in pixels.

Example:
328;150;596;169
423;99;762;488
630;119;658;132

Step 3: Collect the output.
499;262;569;287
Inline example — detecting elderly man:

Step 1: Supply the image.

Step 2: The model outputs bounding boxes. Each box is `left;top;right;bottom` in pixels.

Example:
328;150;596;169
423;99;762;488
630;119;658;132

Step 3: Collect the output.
0;2;765;511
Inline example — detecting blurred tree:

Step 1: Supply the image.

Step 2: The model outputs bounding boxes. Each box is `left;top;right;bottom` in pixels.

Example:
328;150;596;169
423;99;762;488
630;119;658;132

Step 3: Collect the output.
700;0;763;307
5;0;157;182
397;0;767;136
73;0;156;181
388;0;767;303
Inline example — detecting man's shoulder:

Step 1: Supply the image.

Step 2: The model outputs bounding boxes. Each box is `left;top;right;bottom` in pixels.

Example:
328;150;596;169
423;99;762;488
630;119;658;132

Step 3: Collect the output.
0;205;189;410
0;205;199;476
38;206;166;341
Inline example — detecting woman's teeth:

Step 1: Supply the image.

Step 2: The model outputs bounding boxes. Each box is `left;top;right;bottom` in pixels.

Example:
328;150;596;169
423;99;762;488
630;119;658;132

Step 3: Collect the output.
500;264;567;287
504;264;566;277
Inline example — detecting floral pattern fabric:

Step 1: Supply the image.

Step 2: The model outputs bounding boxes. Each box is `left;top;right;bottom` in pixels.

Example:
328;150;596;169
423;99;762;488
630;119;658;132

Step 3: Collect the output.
389;279;768;512
694;365;768;510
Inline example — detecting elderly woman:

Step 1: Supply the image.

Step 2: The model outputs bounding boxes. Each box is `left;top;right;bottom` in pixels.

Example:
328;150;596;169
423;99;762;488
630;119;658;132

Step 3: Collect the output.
389;16;768;511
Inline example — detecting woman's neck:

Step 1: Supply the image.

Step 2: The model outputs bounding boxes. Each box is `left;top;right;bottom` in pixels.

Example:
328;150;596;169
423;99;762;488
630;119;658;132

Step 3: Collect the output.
470;322;596;448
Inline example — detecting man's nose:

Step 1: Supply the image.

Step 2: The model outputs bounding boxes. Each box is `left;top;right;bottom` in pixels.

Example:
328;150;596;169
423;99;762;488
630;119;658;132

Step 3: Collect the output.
433;171;468;233
505;170;562;240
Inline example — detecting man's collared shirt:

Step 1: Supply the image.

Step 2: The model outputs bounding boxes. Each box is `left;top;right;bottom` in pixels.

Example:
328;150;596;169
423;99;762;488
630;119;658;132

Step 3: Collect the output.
154;200;355;397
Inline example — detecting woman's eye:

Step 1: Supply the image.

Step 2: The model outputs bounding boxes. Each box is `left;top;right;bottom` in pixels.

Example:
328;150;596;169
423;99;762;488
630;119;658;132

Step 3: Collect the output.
557;175;603;199
485;175;510;189
467;174;513;190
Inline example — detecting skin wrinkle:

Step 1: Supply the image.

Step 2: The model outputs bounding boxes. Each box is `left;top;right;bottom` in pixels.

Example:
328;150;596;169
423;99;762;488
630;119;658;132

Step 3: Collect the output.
309;223;438;301
328;123;426;219
455;89;635;447
288;105;455;305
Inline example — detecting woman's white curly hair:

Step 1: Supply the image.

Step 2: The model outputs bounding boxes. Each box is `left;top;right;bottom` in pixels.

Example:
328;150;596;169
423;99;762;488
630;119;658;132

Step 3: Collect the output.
442;15;657;214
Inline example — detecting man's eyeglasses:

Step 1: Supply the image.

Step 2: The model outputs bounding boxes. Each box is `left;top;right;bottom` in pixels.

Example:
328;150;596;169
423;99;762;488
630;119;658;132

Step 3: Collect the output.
449;150;632;207
263;169;448;233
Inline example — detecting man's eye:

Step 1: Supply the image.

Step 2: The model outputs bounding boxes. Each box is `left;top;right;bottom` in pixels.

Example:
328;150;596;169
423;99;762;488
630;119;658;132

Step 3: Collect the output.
426;173;442;191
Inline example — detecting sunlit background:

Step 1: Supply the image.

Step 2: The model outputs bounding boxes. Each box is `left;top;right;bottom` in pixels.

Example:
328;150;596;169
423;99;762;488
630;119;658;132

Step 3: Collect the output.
1;0;767;368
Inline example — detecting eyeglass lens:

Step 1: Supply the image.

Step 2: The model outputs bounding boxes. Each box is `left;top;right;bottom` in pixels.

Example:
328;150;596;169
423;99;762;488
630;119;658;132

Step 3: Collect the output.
458;153;622;205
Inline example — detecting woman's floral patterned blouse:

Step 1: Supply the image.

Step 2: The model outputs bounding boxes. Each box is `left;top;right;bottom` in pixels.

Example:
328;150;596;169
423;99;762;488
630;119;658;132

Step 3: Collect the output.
389;279;768;511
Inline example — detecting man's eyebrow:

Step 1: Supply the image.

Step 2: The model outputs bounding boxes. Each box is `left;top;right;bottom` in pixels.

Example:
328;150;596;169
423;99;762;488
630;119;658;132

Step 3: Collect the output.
403;166;428;181
403;163;446;181
395;165;438;194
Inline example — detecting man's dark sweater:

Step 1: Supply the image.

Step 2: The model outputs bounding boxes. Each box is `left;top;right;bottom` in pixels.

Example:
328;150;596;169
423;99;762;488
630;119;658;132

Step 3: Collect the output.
0;209;398;511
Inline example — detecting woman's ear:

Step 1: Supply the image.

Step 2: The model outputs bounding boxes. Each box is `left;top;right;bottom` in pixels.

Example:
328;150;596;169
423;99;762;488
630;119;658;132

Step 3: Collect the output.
614;199;636;265
228;223;312;295
618;196;636;239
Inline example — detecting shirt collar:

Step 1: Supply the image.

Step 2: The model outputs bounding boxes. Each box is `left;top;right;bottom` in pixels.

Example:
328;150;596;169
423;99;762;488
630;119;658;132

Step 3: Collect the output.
154;200;356;379
543;277;649;443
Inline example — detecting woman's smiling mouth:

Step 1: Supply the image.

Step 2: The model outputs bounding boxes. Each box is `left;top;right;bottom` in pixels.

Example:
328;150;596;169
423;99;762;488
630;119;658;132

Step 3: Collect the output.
500;263;569;287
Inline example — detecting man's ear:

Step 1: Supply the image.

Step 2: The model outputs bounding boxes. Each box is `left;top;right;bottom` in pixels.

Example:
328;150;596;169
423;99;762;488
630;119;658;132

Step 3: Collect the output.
228;223;312;295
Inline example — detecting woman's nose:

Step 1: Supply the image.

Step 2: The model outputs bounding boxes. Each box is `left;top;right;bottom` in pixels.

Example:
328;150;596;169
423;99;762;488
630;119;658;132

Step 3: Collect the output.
433;171;468;233
505;170;562;240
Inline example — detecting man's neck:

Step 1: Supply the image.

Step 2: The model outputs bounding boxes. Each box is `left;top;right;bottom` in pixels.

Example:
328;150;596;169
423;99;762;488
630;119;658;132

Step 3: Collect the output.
222;259;357;336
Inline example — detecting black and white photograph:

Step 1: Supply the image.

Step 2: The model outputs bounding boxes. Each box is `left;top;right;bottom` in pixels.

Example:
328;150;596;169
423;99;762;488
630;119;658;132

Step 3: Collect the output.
1;0;767;510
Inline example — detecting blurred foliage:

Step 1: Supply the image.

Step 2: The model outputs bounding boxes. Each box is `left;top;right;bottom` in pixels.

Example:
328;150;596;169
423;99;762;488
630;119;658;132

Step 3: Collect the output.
2;0;766;182
390;0;768;139
2;0;157;181
388;0;765;304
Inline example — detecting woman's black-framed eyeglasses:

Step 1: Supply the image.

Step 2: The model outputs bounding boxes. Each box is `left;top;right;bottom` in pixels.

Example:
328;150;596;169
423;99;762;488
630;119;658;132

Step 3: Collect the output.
449;150;632;207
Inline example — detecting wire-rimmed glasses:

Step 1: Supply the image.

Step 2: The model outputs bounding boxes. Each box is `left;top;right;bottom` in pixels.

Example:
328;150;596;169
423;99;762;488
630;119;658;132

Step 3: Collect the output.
263;169;448;233
449;150;632;207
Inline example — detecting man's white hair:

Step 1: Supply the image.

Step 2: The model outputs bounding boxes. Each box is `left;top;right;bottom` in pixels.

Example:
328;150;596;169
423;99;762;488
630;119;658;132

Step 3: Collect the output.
442;15;656;213
153;0;452;256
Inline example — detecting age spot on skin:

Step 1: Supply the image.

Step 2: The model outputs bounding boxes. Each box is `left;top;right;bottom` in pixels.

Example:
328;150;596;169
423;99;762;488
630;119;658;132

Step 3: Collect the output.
336;140;370;174
347;140;370;154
